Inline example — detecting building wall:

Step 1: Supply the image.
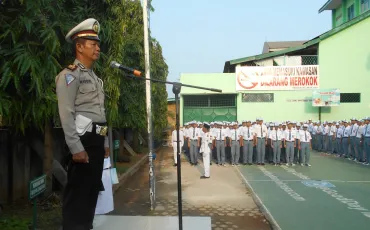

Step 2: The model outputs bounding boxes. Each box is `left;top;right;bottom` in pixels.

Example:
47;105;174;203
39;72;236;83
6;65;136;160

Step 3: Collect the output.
180;73;319;124
334;4;344;27
318;16;370;120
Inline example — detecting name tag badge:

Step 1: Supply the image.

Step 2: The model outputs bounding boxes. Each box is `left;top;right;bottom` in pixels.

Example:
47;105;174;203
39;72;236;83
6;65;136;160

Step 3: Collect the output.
80;79;92;84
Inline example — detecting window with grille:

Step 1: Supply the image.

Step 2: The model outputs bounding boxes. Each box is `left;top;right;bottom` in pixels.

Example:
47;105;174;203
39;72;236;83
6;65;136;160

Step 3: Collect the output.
242;93;274;103
348;4;355;20
340;93;360;103
361;0;369;13
183;94;236;107
301;56;318;65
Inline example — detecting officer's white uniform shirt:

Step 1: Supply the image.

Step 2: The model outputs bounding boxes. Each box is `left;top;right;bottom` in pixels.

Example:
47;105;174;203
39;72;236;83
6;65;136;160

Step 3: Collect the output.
269;129;283;141
284;129;296;142
171;129;184;143
200;131;212;154
356;125;365;138
299;130;312;142
198;127;204;137
254;124;268;138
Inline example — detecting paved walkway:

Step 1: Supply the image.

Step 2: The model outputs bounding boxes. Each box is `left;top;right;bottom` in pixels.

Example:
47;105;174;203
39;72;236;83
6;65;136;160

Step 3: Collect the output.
111;147;271;230
237;151;370;230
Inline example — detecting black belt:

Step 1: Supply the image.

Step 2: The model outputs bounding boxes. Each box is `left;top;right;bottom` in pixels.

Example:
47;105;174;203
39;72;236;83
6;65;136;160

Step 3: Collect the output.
244;139;252;141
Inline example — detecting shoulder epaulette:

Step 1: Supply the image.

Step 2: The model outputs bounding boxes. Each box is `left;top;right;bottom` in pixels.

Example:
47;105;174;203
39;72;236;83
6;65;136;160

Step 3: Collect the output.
67;64;78;71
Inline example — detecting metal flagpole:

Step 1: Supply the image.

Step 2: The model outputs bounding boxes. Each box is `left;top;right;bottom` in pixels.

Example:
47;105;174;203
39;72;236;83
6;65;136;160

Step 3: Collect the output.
143;0;156;211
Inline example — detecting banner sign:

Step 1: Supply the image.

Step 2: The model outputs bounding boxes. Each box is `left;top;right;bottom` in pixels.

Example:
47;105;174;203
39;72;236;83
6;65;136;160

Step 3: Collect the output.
312;89;340;107
236;65;319;91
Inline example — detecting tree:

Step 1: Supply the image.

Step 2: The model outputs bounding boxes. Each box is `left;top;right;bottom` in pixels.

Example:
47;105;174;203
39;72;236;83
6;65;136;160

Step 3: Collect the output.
0;0;168;194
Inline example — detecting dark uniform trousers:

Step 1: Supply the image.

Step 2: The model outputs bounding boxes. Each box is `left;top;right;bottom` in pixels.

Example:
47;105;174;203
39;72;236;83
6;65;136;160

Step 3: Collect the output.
62;125;105;230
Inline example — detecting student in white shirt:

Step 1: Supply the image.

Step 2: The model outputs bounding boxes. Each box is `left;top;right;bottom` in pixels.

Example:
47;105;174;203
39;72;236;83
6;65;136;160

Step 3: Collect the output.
269;123;282;165
187;121;201;166
170;126;184;166
254;118;268;165
298;124;312;166
284;122;297;166
199;122;212;179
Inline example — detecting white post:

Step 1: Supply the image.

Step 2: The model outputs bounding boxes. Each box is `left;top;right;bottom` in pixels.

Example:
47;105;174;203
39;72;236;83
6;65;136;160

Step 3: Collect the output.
143;0;156;210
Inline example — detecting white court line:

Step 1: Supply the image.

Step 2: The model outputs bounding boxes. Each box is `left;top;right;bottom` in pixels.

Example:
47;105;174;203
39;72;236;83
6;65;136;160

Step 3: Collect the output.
247;180;370;183
235;167;282;230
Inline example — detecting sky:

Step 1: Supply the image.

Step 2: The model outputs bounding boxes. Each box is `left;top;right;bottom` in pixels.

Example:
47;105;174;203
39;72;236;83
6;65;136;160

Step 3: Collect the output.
150;0;332;98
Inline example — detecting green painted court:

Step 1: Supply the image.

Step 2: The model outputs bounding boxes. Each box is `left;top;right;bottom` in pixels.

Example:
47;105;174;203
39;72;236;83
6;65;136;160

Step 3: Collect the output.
237;152;370;230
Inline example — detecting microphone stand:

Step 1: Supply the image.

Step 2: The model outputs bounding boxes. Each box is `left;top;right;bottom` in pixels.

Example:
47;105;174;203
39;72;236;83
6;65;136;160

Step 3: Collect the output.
124;73;222;230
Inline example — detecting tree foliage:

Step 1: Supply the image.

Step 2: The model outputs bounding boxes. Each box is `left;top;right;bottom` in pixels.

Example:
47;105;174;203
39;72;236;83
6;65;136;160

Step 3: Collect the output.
0;0;168;139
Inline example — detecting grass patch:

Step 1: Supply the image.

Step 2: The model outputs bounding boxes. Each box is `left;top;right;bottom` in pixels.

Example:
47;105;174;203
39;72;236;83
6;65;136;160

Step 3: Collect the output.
0;216;31;230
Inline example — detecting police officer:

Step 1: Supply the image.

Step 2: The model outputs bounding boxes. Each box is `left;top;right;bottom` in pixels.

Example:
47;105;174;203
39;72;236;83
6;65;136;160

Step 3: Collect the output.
56;18;109;230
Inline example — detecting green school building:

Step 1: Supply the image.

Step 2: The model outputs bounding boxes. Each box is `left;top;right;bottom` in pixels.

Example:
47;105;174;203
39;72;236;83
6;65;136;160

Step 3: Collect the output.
179;0;370;125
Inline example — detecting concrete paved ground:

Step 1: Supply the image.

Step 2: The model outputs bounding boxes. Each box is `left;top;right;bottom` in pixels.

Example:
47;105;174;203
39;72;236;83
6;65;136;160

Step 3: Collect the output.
110;147;271;230
238;151;370;230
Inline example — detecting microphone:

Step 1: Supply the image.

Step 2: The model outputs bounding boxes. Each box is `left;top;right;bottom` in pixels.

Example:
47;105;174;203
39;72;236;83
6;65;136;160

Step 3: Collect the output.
110;61;142;77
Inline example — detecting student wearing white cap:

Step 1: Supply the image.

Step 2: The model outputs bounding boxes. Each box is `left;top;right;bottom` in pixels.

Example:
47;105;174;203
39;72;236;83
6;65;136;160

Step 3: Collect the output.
253;117;268;165
269;123;282;165
328;121;335;154
342;121;351;158
187;121;201;165
316;121;323;151
214;122;227;166
298;124;312;166
230;122;242;165
284;122;297;166
199;122;212;178
170;125;184;166
241;120;254;165
355;119;365;162
349;118;358;160
363;117;370;165
266;123;274;163
334;122;342;156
